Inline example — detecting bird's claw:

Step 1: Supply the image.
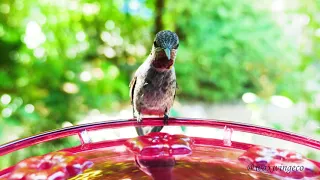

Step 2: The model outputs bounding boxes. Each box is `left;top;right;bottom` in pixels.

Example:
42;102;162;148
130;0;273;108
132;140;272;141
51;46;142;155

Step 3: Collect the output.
163;114;169;125
137;116;143;124
137;119;142;124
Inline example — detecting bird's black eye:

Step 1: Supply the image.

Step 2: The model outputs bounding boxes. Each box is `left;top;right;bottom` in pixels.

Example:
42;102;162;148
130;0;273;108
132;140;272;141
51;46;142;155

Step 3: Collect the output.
153;41;159;47
174;44;179;49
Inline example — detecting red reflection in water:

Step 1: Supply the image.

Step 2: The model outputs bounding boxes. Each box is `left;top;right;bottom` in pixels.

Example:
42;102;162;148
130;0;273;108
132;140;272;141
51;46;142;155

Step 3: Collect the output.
239;145;320;179
7;151;93;180
125;132;193;180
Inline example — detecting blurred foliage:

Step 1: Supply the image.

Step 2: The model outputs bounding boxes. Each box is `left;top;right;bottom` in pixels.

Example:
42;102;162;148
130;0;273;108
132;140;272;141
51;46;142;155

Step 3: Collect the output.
170;0;305;102
0;0;319;169
297;0;320;126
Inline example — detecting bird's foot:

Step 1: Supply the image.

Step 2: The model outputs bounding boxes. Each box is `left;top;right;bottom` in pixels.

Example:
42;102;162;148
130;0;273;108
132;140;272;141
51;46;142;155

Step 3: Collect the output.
137;115;143;124
163;114;169;125
135;114;145;136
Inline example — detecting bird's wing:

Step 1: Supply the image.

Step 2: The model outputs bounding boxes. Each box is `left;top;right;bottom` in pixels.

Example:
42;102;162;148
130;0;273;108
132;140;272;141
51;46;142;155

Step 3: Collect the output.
129;75;137;105
173;80;178;101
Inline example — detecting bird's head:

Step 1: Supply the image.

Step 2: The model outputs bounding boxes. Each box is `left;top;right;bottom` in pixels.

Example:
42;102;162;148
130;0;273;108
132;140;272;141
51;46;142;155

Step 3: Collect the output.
151;30;179;69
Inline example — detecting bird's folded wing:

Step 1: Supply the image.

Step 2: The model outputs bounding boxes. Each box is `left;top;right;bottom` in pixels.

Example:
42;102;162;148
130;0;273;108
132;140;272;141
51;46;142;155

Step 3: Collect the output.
174;81;178;101
129;76;137;105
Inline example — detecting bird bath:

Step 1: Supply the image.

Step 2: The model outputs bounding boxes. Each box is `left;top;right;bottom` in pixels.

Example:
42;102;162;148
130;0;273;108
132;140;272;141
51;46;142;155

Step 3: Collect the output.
0;118;319;179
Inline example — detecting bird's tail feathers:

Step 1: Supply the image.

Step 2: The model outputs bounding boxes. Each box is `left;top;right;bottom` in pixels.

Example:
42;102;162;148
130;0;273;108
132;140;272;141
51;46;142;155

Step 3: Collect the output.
150;126;163;133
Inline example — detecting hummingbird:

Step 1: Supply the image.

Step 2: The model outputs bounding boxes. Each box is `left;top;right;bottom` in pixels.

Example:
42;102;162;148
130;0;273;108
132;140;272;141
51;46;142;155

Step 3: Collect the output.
129;30;179;136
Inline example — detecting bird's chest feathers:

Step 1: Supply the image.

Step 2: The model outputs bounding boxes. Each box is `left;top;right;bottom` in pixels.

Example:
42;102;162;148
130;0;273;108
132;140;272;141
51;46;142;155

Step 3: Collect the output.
143;74;173;96
139;70;175;109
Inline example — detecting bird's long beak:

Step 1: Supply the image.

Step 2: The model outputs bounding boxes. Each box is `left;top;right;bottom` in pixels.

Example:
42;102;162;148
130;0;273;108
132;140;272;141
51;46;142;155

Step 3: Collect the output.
164;48;171;61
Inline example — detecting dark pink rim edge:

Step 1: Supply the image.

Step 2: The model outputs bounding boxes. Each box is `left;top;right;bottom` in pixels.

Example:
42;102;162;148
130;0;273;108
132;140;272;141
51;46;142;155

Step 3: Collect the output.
0;118;319;157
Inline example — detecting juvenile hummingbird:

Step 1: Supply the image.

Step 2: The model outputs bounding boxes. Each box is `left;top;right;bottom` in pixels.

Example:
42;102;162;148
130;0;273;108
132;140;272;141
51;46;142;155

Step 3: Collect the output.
129;30;179;136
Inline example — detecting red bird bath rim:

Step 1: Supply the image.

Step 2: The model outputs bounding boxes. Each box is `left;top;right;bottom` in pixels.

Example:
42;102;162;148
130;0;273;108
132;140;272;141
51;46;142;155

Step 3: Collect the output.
0;118;319;180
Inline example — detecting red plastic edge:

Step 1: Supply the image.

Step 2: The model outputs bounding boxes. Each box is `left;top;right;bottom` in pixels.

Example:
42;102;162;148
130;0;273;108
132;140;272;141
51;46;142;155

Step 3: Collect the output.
0;118;319;156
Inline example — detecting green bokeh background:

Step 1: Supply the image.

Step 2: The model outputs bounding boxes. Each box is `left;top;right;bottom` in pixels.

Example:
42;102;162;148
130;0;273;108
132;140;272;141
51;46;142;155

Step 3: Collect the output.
0;0;319;169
